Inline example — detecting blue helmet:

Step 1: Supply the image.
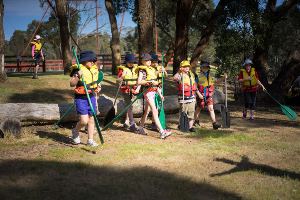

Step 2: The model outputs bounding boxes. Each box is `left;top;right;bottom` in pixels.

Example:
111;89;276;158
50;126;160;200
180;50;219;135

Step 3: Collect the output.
151;53;160;62
243;59;253;66
141;53;152;61
79;50;97;63
125;54;136;63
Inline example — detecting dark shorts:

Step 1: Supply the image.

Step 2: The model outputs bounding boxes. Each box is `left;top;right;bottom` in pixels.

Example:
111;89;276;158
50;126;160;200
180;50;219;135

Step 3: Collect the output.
243;91;257;110
197;96;214;109
34;53;42;65
75;95;97;115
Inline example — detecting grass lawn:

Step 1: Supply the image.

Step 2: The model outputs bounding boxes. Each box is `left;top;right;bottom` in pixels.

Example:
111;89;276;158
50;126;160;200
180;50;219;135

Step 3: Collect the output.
0;73;299;200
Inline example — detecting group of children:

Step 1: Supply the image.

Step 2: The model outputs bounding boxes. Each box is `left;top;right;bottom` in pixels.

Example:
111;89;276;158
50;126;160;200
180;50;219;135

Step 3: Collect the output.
69;50;265;146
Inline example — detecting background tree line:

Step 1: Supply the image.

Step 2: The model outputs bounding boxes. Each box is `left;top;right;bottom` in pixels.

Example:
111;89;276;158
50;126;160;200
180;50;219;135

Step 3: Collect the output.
0;0;299;99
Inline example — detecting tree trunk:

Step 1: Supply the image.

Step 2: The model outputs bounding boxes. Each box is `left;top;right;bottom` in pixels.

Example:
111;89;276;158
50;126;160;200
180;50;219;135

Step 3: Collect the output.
0;0;6;82
190;0;228;67
55;0;72;71
137;0;154;62
173;0;193;74
270;50;300;100
105;0;121;75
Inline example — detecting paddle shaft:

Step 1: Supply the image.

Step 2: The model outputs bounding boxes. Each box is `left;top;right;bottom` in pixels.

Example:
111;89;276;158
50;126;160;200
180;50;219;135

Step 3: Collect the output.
102;89;147;131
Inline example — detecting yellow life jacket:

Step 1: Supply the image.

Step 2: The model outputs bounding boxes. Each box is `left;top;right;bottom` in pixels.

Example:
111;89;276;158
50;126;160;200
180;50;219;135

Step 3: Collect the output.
198;70;216;88
73;64;99;94
31;41;42;52
241;68;258;87
137;65;158;81
156;65;167;83
117;64;138;85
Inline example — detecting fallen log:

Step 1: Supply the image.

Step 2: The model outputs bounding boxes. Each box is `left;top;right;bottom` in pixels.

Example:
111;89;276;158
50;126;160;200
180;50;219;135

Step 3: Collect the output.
0;90;225;123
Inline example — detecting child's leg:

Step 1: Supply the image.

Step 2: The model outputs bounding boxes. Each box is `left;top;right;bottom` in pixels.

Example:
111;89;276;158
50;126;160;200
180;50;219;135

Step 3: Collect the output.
75;115;89;131
208;105;216;123
194;106;201;121
87;115;95;140
243;92;249;118
147;97;163;132
127;105;135;126
140;101;150;127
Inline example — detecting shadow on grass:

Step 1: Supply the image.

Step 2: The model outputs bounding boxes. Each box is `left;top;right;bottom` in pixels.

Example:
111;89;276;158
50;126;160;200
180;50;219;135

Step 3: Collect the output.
231;116;300;129
8;89;72;103
0;159;242;200
210;156;300;181
35;130;96;154
187;129;234;139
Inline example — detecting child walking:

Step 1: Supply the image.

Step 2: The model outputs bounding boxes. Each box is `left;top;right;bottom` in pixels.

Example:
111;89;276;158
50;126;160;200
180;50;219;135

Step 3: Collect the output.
142;53;167;131
30;35;44;79
238;59;265;120
174;60;199;132
194;61;224;130
70;51;101;147
137;53;171;139
117;53;139;131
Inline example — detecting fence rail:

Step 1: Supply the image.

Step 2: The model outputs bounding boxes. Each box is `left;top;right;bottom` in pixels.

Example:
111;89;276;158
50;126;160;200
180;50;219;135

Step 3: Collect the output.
4;54;172;73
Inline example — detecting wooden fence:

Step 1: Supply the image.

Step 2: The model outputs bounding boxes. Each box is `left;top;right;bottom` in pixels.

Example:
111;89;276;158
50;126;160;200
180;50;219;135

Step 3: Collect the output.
4;54;172;73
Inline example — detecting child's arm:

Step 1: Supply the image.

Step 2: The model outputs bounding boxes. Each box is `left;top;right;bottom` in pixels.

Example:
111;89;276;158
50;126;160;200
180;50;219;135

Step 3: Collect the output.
70;70;82;87
173;72;181;82
196;90;203;99
157;88;164;101
137;70;155;85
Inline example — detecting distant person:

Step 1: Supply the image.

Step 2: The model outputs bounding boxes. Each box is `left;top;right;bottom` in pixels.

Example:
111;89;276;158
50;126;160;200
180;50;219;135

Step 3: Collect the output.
70;51;101;147
30;35;44;79
238;59;265;120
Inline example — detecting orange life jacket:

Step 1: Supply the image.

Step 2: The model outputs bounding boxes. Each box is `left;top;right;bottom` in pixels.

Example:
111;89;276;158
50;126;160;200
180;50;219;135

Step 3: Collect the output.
178;72;197;98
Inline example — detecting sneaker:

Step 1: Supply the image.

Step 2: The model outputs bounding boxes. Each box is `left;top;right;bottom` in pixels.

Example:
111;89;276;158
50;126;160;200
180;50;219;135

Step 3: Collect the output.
150;122;157;131
137;126;147;135
71;128;80;144
160;129;172;139
194;120;200;127
129;124;138;132
123;123;130;129
87;139;99;147
189;127;196;132
212;122;221;130
242;111;247;119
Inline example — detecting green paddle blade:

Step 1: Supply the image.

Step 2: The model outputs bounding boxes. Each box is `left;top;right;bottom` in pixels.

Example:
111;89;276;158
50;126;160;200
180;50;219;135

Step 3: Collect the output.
281;105;298;121
159;104;166;129
97;71;104;84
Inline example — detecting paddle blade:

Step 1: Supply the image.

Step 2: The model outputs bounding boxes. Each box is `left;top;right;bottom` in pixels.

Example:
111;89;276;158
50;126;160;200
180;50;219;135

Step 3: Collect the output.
159;105;166;129
97;71;104;84
221;105;231;128
103;107;116;126
281;105;298;121
179;111;189;132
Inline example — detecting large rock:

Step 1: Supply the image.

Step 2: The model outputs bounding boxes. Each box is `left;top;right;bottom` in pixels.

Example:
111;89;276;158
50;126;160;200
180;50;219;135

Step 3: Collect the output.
0;91;225;122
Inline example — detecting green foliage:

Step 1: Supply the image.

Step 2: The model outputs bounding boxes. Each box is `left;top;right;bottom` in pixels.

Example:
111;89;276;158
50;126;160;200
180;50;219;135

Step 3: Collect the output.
5;30;27;55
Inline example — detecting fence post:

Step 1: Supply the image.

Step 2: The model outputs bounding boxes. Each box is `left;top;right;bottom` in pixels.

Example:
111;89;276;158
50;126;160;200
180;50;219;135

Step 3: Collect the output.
42;56;46;72
16;56;20;72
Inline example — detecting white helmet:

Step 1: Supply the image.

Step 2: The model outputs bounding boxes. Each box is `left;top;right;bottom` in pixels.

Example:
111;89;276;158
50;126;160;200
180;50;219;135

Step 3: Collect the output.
34;35;41;40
